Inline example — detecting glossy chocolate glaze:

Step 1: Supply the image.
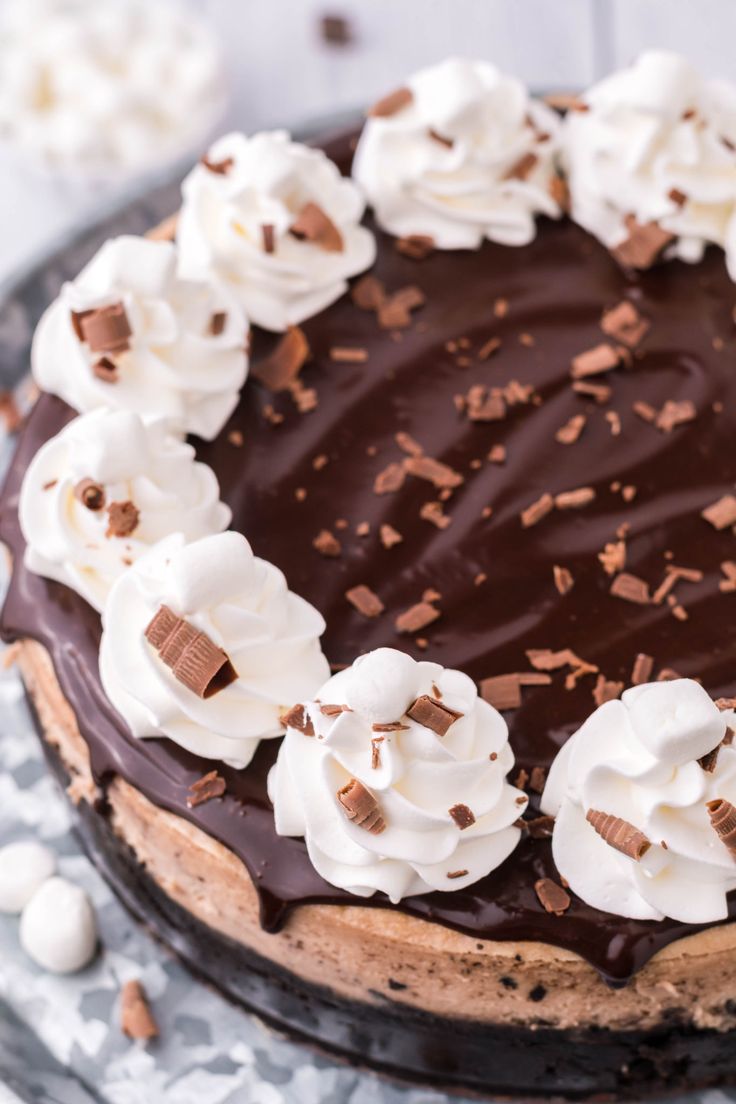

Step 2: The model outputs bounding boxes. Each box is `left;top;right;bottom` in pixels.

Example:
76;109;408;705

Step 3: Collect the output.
3;131;736;984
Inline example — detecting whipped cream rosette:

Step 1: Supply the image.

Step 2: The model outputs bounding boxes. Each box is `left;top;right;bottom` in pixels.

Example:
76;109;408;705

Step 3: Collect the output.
100;531;330;769
32;235;248;440
563;50;736;275
268;648;527;902
0;0;225;176
542;679;736;923
19;408;231;613
176;130;376;331
352;57;562;249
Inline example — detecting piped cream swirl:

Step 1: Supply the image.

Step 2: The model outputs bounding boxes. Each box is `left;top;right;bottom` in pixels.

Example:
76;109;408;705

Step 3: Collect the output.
100;531;330;769
19;408;231;612
542;679;736;923
352;57;562;249
32;235;249;440
268;647;526;902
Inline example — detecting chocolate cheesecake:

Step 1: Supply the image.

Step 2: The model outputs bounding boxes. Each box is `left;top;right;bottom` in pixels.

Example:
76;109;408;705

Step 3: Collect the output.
4;53;736;1101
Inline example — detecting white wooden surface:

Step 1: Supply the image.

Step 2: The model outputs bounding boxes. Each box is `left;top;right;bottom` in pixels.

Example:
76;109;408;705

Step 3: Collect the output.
0;0;733;291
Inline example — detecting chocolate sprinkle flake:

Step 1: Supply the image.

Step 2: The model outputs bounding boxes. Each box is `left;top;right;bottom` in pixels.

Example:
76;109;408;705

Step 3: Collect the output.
367;86;413;118
187;770;226;808
631;653;654;686
312;529;341;557
534;877;571;916
570;344;620;380
346;584;384;618
521;492;554;528
106;500;139;539
395;602;440;634
555;414;586;445
329;346;368;363
351;274;386;311
478;335;502;360
612;215;675;270
600;301;650;348
449;803;476;830
407;694;462;736
404;455;464;489
290;201;344;252
252;326;310;391
610;572;651;605
395;234;435;260
74;478;105;511
281;703;315;736
337;778;385;833
120;979;158;1041
702;493;736;530
145;605;237;699
553;565;574;595
379;523;403;549
373;461;406;495
586;809;651;860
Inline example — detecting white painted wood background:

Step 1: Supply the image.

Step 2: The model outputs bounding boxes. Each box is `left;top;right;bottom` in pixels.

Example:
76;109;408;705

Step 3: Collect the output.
2;0;735;291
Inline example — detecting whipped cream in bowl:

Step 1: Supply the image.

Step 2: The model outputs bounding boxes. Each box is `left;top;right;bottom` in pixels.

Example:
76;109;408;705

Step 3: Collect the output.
542;679;736;923
352;57;562;249
32;235;249;440
177;130;376;331
100;531;330;769
19;408;231;613
563;50;736;275
268;647;527;902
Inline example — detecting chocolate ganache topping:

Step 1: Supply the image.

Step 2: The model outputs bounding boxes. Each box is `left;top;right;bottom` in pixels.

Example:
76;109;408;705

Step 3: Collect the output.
3;126;736;985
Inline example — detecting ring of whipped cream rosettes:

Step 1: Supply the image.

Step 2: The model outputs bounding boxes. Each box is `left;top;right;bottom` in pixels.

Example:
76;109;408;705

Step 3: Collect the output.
19;53;736;918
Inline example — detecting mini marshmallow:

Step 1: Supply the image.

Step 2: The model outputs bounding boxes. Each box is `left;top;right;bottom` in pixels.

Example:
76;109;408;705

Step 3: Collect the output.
623;679;725;764
20;876;97;973
343;648;420;725
0;840;56;914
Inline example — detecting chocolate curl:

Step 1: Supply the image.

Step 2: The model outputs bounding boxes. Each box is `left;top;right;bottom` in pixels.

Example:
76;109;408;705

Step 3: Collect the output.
407;694;462;737
707;798;736;859
144;605;237;699
75;302;132;355
586;809;651;860
337;778;385;834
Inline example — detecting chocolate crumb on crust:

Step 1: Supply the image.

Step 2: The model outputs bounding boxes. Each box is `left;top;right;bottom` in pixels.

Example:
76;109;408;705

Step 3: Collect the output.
407;694;462;736
120;979;158;1041
534;877;571;916
289;201;344;252
187;770;226;808
395;601;440;634
281;703;314;736
144;605;237;699
74;478;106;511
345;584;384;618
449;803;476;829
106;500;140;539
586;809;651;860
367;86;413;118
707;798;736;857
337;778;385;833
252;326;310;391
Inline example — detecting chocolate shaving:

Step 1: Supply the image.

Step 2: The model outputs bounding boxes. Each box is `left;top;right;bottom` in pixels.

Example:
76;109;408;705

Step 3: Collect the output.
373;461;406;495
312;529;341;557
419;500;451;529
395;234;435;260
610;573;651;605
526;814;555;839
377;285;425;330
75;302;132;355
201;154;233;175
570;344;620;380
449;803;476;830
586;809;651;859
144;604;237;698
633;400;657;424
446;869;468;880
478;336;502;360
120;979;158;1040
698;746;720;773
593;675;624;707
74;478;105;511
598;539;626;576
534;877;571;916
380;523;403;548
529;766;547;794
612;215;675;270
187;770;226;808
702;494;736;530
371;737;383;769
395;602;440;634
716;698;736;712
320;703;350;716
631;653;654;686
337;778;385;833
92;356;118;383
290;201;343;252
503;152;538;181
521;492;554;528
281;703;315;736
351;274;386;311
555;486;595;510
720;561;736;593
655;399;697;433
106;500;139;539
707;798;736;858
479;672;551;711
209;311;227;336
600;301;650;348
553;565;574;594
549;174;570;211
464;385;506;422
572;380;612;403
488;444;506;464
252;326;310;391
367;86;413;118
395;430;423;457
404;455;463;489
555;414;586;445
407;694;462;736
261;224;275;253
345;584;384;618
372;721;409;732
